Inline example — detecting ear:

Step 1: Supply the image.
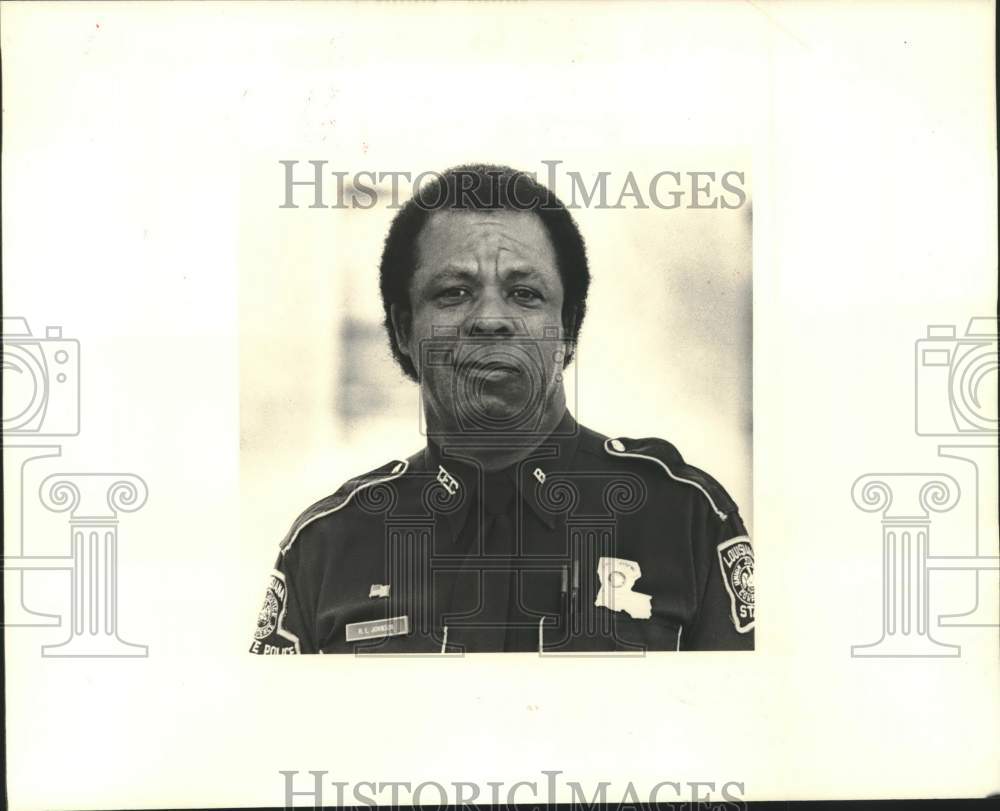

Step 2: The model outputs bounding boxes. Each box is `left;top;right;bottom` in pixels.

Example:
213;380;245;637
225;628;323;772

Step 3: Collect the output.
390;304;413;360
560;320;574;366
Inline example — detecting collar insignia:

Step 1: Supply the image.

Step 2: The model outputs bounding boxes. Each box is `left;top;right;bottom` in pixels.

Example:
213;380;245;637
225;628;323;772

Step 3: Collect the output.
436;465;460;496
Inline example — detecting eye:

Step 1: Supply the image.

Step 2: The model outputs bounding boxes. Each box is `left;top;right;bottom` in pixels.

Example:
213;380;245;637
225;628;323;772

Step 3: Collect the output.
435;287;471;305
511;287;543;304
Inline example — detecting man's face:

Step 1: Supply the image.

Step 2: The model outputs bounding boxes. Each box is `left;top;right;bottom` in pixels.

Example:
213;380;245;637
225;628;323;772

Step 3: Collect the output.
393;209;567;434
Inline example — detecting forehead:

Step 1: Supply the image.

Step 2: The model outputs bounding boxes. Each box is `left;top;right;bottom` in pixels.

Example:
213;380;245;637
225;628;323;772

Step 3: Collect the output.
414;209;557;270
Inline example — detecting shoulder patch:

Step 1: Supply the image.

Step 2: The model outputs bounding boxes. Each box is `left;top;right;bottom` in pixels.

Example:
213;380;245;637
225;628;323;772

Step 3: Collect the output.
717;535;755;633
603;436;737;520
249;570;300;654
279;458;408;554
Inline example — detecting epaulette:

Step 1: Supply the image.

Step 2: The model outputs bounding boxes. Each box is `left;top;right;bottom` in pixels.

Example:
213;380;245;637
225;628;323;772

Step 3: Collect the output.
603;436;737;521
279;458;409;554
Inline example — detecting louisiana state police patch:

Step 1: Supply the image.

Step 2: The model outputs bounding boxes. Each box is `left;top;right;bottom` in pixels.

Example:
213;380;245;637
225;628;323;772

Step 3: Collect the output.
249;570;300;654
717;536;754;633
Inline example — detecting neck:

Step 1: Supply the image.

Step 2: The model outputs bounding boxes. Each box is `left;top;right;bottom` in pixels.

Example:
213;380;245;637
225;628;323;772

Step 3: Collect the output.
426;391;568;472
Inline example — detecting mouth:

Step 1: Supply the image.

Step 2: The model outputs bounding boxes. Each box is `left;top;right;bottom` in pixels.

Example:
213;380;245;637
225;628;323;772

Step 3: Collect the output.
461;360;523;378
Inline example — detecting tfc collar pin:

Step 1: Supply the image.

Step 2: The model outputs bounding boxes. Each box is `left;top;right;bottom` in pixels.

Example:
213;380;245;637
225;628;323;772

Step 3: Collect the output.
436;465;460;496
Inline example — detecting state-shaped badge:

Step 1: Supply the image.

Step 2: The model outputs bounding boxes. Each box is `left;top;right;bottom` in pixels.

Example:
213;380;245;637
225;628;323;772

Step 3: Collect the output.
594;556;652;620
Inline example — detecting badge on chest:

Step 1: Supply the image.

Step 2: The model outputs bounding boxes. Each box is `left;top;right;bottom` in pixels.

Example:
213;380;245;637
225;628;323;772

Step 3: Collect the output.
594;556;652;620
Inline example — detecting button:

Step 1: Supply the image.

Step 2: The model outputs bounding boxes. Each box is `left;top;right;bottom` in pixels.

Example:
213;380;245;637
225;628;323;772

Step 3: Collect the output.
610;439;625;452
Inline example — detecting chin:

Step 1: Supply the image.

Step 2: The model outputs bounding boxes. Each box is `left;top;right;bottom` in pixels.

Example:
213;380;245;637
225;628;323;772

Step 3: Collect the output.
442;392;531;431
475;396;527;422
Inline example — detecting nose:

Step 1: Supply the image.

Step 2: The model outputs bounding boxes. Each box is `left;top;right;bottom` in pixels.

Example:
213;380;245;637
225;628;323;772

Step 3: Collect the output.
468;316;522;336
466;289;528;337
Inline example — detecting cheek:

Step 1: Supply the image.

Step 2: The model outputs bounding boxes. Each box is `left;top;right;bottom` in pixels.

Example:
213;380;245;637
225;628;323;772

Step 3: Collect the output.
411;300;466;331
531;300;566;337
408;307;461;377
544;293;565;324
407;306;445;349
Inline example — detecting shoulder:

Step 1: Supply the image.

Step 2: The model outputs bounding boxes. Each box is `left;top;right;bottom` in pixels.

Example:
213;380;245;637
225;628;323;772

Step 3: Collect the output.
278;455;415;555
577;424;739;521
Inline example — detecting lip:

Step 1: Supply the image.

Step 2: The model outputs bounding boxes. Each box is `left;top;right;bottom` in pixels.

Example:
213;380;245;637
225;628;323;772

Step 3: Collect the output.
462;361;522;376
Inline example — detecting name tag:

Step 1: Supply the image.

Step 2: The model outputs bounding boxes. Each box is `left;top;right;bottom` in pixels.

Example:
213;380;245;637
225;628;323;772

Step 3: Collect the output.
345;615;409;642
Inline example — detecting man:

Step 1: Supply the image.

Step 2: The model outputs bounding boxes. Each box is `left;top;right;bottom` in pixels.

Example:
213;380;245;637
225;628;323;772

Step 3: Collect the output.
251;164;753;654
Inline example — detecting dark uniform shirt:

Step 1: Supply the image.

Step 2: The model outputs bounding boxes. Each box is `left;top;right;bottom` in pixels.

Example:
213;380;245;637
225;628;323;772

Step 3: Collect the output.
250;411;754;654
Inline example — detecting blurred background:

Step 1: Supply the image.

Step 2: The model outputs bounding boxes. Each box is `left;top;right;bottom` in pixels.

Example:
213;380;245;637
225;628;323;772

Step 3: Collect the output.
240;151;752;561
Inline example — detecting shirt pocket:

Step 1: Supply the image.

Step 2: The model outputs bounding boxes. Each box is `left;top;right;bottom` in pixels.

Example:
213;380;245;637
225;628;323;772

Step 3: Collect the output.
542;611;682;653
610;613;683;652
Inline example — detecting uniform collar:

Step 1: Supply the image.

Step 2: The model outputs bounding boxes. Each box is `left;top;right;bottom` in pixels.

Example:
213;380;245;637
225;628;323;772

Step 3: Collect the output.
423;410;582;535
